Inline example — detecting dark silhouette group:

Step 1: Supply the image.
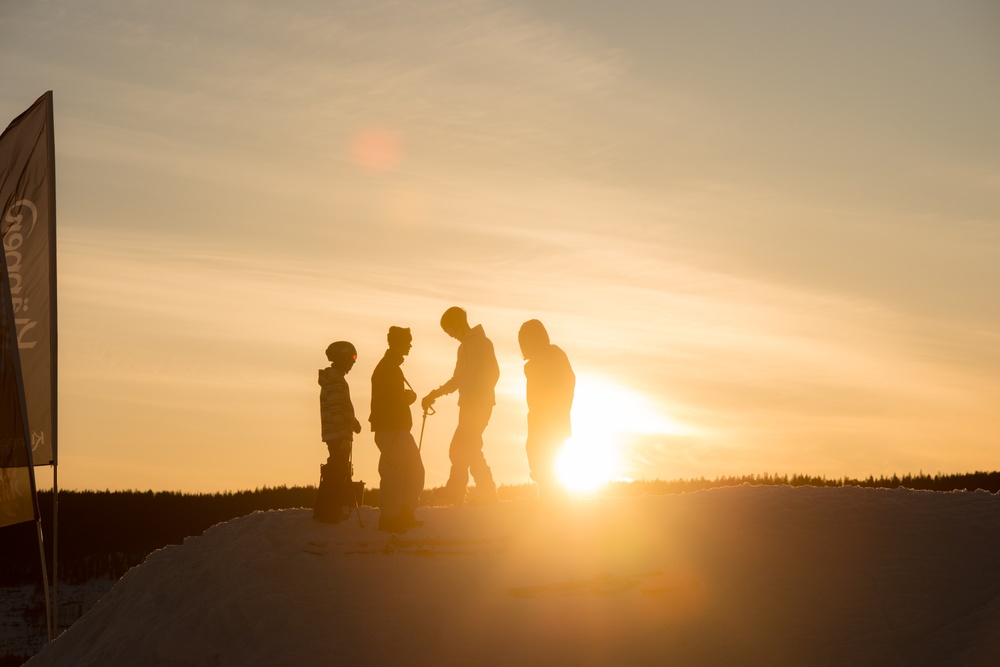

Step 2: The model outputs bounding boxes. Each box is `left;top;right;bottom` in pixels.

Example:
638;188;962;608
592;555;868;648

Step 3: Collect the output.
315;307;576;532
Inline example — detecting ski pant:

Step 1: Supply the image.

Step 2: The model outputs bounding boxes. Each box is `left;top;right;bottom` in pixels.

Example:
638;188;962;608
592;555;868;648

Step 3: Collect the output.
374;430;425;519
325;439;354;507
445;402;496;497
315;439;355;522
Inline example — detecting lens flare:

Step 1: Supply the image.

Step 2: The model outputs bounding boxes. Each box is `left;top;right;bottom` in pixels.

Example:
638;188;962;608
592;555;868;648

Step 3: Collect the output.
350;128;402;172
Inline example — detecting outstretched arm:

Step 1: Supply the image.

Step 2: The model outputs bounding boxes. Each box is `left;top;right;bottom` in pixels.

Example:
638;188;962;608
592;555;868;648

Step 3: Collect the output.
422;354;461;409
422;379;455;411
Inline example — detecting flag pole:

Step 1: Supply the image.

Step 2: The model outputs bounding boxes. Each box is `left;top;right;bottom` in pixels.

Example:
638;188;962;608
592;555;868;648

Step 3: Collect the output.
45;89;60;638
51;462;59;635
27;444;53;642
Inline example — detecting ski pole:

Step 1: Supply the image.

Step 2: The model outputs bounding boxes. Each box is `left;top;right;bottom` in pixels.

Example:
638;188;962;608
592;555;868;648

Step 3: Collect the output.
418;405;435;451
349;449;363;528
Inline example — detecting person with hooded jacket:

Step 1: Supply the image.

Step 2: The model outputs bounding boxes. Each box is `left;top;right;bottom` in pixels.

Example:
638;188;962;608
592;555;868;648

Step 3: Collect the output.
518;319;575;500
316;340;362;523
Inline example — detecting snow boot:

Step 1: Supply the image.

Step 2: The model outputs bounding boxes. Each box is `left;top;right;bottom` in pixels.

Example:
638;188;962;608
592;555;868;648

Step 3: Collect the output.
314;463;348;523
378;513;409;533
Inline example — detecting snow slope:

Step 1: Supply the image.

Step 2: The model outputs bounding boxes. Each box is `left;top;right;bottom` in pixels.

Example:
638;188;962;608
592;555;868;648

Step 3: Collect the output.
25;485;1000;666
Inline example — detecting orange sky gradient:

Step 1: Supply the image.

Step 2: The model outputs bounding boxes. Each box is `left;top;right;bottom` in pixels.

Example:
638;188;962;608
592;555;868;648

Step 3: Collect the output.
2;0;998;492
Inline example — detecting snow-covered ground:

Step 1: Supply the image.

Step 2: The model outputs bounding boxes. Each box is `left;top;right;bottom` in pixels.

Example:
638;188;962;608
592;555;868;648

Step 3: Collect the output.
23;485;1000;666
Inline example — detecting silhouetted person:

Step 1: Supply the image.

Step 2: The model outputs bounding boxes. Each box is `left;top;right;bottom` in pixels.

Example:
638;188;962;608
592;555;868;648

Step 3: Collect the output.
370;326;426;533
422;307;500;505
316;340;362;523
519;320;575;501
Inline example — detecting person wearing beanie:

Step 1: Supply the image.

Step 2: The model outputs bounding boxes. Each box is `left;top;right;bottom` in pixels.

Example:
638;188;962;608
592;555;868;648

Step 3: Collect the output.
370;326;425;532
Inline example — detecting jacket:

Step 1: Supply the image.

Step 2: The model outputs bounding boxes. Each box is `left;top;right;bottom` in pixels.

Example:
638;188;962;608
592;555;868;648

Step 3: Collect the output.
319;366;356;442
369;350;415;432
524;343;575;441
436;325;500;407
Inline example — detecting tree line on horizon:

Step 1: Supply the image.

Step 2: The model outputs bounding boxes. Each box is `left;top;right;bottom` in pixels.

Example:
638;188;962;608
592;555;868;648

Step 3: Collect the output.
2;470;1000;586
601;470;1000;496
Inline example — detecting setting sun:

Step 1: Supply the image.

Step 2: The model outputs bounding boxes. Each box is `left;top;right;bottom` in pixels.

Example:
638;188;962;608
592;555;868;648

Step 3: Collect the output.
556;375;693;493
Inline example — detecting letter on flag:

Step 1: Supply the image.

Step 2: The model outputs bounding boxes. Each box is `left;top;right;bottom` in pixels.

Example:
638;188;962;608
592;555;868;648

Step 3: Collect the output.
0;91;57;466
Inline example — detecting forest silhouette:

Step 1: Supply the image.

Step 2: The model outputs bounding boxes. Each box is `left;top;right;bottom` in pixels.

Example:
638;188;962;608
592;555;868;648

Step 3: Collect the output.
3;471;1000;587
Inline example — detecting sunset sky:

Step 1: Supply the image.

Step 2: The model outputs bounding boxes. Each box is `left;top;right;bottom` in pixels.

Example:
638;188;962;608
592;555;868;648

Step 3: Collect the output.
2;0;998;493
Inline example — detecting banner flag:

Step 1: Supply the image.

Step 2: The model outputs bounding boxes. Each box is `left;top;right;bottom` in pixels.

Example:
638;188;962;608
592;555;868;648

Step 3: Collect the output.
0;91;57;466
1;243;34;527
0;468;32;528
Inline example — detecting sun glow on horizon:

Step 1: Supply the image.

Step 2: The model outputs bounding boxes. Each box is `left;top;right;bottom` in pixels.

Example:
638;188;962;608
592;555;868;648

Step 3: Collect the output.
557;375;694;494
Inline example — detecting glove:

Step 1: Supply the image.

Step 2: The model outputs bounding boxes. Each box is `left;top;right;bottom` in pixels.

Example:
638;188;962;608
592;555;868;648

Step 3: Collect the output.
421;393;436;412
353;418;362;434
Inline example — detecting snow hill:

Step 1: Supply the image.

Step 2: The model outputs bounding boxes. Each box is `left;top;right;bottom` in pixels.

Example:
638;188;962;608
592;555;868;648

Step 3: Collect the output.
25;485;1000;666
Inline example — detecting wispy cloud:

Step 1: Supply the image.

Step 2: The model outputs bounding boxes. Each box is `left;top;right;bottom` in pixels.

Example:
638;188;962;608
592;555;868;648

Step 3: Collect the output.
4;0;997;490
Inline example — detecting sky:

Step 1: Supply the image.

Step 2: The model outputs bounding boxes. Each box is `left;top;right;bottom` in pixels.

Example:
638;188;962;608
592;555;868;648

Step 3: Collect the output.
1;0;998;493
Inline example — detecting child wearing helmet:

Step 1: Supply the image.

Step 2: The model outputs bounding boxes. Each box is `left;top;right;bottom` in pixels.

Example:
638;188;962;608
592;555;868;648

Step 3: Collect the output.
315;340;362;523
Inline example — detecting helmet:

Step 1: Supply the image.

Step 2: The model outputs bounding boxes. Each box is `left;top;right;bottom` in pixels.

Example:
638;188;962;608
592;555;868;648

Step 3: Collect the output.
326;341;357;363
